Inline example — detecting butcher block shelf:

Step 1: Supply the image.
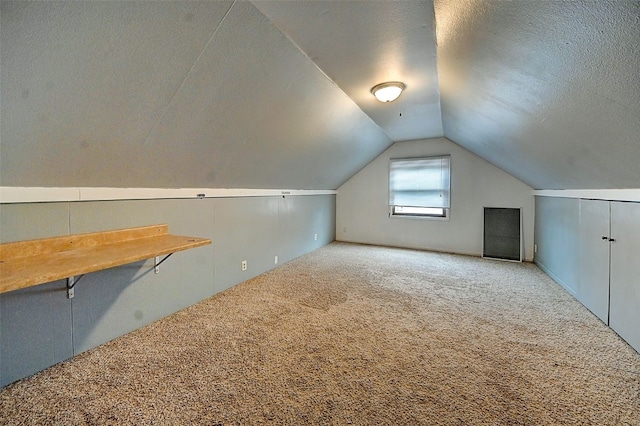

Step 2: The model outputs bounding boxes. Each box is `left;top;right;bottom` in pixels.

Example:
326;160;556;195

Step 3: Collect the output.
0;224;211;295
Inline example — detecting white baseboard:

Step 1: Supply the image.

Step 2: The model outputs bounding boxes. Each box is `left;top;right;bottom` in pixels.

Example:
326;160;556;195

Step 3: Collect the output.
535;259;577;296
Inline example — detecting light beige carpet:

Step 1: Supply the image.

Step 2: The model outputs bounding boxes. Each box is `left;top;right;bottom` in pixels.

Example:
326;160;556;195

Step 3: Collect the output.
1;242;639;425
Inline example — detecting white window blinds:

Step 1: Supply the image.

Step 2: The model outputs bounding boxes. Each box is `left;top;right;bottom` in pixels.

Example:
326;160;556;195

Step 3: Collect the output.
389;156;451;209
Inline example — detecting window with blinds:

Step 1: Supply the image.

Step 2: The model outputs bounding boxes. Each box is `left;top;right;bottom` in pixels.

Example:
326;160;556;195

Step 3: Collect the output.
389;155;451;218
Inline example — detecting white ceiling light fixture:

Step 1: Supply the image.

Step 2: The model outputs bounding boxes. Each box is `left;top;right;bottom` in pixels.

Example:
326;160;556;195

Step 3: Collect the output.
371;81;406;102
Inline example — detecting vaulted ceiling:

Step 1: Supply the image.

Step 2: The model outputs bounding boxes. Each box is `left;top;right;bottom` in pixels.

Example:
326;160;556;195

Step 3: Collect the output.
435;0;640;190
1;1;639;190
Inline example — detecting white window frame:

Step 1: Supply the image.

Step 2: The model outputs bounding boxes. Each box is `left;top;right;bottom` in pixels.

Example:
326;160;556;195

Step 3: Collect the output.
389;155;451;220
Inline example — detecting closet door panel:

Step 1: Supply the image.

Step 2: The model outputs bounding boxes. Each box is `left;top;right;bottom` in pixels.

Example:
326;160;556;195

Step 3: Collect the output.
578;199;611;323
610;201;640;353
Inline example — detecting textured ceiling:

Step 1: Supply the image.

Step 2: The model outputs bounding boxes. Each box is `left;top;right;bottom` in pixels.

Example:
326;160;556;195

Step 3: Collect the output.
0;1;393;189
435;0;640;189
1;0;639;190
253;0;443;142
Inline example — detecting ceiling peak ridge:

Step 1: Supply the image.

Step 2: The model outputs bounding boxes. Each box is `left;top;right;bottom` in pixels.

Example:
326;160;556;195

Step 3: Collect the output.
250;1;395;143
140;1;236;148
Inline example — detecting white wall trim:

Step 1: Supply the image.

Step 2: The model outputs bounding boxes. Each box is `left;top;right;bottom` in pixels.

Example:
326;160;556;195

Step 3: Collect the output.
535;259;577;297
534;189;640;202
0;187;337;204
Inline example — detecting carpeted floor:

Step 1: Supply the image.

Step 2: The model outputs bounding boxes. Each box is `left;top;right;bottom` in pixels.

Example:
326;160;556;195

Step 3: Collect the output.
1;242;639;425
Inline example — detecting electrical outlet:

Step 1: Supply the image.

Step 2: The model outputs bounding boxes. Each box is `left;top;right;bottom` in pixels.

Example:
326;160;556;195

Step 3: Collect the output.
241;260;247;271
274;255;278;264
314;233;318;241
343;227;347;233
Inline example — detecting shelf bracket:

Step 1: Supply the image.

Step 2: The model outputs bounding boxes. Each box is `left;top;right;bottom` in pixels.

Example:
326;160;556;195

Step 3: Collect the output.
65;252;173;298
66;274;84;299
65;253;174;298
154;253;173;274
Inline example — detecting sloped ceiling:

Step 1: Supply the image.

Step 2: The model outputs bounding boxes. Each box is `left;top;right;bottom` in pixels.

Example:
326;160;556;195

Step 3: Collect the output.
253;0;443;142
0;1;396;189
435;0;640;189
1;0;639;191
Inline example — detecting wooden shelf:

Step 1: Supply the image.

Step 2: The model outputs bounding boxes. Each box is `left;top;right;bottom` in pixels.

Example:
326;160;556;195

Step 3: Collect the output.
0;224;211;295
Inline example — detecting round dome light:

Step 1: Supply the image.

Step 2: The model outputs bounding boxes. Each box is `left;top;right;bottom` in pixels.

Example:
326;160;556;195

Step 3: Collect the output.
371;82;405;102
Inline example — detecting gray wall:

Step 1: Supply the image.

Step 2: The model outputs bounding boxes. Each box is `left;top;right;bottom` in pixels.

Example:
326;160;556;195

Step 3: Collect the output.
534;195;640;354
337;138;535;260
0;195;335;387
534;196;579;295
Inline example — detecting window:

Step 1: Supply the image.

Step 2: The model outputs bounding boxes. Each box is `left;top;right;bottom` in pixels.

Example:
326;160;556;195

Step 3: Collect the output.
389;156;451;218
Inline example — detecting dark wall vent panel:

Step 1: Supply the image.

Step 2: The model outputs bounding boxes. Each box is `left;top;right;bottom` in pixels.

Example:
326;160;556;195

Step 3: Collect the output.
483;207;522;261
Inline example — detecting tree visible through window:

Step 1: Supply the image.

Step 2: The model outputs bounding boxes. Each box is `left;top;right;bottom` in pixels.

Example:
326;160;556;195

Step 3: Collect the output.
389;156;451;218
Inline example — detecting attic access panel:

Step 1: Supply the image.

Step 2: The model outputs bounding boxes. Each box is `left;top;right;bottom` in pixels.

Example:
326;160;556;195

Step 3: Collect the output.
483;207;522;262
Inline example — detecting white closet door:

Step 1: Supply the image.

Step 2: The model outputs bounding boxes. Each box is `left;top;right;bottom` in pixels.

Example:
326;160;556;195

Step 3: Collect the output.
609;202;640;353
578;199;611;323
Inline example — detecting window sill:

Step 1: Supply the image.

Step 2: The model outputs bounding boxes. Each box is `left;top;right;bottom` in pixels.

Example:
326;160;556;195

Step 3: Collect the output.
389;213;450;222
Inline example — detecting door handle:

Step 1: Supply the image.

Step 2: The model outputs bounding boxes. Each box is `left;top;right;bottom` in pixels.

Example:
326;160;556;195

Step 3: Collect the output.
609;238;616;242
602;236;608;240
